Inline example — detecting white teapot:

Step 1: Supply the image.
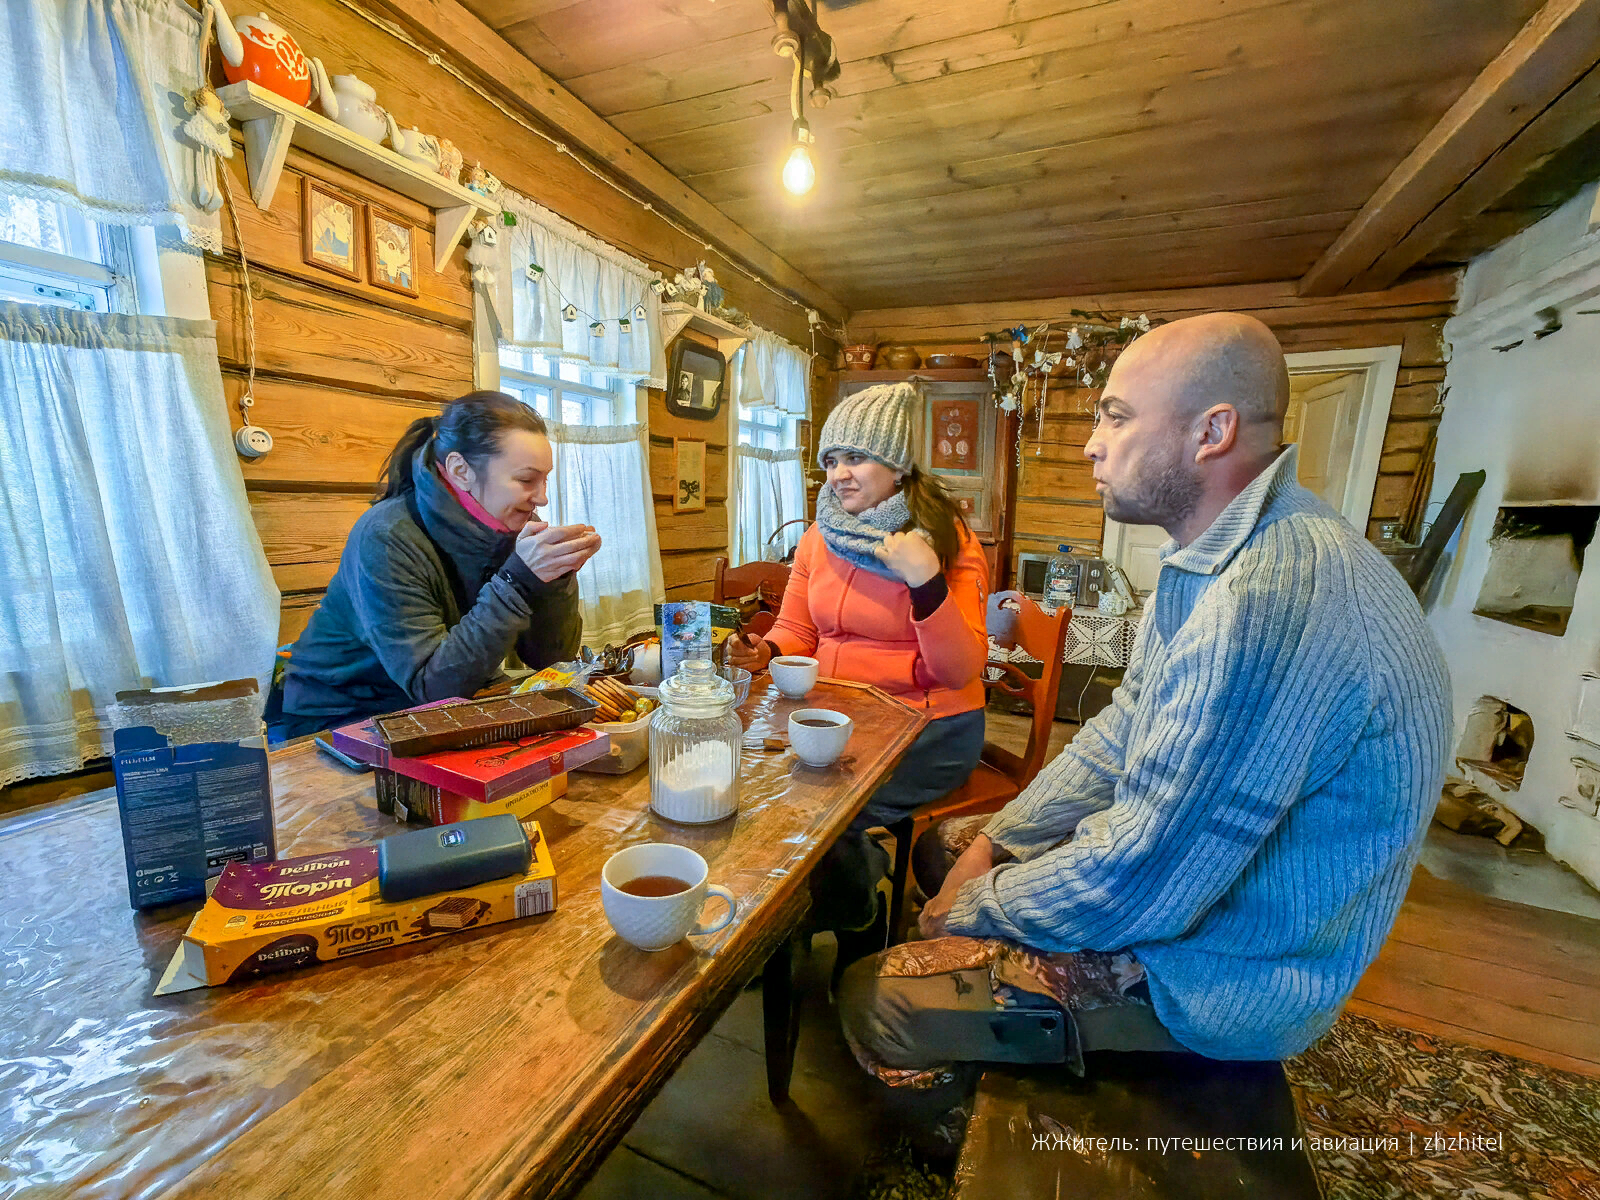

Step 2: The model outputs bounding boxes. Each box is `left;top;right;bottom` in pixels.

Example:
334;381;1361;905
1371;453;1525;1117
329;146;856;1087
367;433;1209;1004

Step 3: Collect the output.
388;124;442;172
306;63;391;145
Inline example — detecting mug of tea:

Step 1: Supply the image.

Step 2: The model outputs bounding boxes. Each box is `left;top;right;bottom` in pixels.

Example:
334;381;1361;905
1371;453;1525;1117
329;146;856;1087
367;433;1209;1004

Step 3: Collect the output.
601;842;736;952
770;655;819;699
787;708;853;767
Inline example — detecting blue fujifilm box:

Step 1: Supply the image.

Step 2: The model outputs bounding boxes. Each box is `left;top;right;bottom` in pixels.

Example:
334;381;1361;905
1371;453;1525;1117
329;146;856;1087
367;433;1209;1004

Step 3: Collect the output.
113;728;277;909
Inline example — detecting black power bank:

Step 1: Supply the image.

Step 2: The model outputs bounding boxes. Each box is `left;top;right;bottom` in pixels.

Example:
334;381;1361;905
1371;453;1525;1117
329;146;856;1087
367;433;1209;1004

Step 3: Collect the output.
377;813;532;903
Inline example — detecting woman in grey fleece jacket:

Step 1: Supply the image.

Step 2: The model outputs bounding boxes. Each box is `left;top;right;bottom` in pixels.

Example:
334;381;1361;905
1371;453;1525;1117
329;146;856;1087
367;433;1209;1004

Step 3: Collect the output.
278;391;597;736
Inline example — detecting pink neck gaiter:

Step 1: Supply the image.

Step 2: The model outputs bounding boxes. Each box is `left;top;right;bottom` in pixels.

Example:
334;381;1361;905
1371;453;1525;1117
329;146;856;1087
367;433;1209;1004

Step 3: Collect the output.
437;467;513;534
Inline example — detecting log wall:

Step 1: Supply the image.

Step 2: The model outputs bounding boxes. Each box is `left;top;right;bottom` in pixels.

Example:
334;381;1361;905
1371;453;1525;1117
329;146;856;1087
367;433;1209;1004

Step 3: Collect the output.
854;273;1457;558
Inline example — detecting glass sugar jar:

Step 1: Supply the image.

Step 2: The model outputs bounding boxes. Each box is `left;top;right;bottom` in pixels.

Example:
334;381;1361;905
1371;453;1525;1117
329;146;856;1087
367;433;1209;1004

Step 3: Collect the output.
649;658;742;824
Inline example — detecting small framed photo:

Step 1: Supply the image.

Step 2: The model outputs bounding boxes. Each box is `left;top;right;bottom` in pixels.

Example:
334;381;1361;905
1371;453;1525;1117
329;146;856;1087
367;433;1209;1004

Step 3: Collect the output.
673;437;706;514
300;178;362;281
365;206;418;297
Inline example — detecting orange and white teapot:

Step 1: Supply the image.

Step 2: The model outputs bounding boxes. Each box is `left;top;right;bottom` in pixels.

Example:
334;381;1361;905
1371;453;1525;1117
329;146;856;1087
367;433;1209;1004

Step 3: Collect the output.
206;0;313;106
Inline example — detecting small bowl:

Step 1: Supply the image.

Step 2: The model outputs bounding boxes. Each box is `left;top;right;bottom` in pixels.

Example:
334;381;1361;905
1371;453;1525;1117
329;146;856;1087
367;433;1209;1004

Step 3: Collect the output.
926;353;979;369
718;665;752;707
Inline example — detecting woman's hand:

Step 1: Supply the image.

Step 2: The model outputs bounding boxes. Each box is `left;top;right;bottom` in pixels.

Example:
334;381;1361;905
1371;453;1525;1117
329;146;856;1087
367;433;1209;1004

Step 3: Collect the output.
918;833;995;939
516;521;601;583
874;530;941;587
724;630;772;674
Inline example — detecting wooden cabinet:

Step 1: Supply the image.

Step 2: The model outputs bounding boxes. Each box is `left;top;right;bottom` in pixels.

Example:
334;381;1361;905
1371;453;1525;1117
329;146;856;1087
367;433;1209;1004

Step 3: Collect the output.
836;369;1015;582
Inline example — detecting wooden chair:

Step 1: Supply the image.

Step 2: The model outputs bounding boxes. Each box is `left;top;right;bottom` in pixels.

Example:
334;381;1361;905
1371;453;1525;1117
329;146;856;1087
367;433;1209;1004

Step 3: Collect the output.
711;556;790;615
885;589;1072;942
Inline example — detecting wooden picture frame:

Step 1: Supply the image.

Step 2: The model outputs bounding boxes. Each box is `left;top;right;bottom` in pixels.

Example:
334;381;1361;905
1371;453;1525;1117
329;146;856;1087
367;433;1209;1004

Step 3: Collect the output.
300;178;362;281
673;438;706;514
365;205;419;297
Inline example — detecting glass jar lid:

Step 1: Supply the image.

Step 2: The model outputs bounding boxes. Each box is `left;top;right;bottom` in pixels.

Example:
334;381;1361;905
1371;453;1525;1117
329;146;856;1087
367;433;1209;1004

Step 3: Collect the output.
657;658;735;717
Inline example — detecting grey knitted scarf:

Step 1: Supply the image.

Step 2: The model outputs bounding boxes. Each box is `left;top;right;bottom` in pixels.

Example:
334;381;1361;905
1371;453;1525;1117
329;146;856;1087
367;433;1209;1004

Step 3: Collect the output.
814;483;913;581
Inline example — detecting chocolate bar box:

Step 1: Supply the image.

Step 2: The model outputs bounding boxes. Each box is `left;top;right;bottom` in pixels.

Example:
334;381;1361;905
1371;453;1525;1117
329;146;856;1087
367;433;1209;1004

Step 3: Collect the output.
157;821;557;991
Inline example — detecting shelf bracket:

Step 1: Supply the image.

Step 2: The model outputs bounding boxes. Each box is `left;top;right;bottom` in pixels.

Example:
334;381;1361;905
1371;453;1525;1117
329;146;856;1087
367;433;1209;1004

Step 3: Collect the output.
435;203;477;271
239;110;295;211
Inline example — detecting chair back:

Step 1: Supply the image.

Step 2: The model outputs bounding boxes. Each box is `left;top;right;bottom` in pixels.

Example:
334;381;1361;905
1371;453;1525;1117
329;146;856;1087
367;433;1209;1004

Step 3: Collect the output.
712;556;791;612
982;590;1072;786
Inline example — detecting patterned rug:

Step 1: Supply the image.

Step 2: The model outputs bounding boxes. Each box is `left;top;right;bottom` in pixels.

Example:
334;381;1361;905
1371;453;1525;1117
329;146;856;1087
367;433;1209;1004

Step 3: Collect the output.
1286;1014;1600;1199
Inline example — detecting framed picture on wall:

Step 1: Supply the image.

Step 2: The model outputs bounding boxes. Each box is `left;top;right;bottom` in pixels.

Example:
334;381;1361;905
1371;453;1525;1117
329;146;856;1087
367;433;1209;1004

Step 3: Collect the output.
300;178;362;281
673;438;706;514
365;206;418;297
665;338;727;421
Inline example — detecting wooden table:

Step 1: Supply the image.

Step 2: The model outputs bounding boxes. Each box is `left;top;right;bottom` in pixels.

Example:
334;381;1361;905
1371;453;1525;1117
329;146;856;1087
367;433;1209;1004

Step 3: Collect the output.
0;680;925;1200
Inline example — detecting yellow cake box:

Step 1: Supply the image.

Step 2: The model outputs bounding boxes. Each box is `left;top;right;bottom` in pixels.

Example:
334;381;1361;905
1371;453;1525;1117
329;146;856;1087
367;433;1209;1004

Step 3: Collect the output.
155;820;556;994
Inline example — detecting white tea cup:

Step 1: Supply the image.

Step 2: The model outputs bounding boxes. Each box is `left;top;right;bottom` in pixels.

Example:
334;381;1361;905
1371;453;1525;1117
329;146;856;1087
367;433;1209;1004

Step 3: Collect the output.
770;655;819;699
601;843;736;952
787;708;853;767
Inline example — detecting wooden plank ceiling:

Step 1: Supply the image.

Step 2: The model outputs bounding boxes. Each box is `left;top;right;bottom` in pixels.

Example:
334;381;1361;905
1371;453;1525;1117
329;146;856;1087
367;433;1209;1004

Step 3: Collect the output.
459;0;1550;311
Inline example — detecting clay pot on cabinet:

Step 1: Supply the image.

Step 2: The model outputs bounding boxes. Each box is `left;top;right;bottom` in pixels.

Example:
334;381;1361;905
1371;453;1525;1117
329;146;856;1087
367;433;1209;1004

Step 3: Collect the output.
880;345;921;371
843;344;876;369
206;0;313;106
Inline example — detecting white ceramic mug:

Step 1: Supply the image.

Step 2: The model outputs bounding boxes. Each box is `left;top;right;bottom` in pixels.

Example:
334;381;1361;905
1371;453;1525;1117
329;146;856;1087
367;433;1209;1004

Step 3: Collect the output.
600;843;736;952
788;708;853;767
770;655;819;699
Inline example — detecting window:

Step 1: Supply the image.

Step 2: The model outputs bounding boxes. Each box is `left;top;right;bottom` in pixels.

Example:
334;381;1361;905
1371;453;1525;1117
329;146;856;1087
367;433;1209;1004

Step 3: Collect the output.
0;194;152;314
498;347;630;426
738;404;801;450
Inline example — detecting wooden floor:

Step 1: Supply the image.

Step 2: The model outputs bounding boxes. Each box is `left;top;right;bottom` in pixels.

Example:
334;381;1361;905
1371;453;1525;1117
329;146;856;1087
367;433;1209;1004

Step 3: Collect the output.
1348;865;1600;1080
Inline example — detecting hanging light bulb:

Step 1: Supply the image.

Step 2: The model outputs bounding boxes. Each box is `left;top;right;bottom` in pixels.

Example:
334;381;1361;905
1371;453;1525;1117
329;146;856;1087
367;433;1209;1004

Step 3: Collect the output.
782;119;816;196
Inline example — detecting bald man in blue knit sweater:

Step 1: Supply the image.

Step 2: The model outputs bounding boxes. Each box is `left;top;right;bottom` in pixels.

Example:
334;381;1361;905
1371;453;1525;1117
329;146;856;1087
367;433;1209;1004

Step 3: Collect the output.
840;313;1451;1095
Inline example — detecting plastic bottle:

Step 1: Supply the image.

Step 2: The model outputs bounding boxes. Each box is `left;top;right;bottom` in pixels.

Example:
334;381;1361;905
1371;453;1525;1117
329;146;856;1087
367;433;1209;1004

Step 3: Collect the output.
1041;543;1079;615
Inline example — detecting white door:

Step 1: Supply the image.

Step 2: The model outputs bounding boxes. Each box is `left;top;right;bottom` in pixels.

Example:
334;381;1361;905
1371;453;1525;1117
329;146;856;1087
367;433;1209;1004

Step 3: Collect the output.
1101;516;1168;594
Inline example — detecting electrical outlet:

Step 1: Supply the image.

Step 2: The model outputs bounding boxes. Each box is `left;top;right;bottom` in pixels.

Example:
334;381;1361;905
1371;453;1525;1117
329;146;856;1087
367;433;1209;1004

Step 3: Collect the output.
234;425;273;459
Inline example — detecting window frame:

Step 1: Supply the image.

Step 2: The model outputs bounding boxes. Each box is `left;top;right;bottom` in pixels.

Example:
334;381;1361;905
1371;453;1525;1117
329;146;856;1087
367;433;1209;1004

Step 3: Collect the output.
0;195;157;314
498;348;630;427
737;403;800;451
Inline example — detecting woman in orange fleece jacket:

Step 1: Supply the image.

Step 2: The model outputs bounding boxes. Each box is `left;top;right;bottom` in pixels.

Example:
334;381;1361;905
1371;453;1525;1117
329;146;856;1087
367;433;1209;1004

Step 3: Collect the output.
729;382;989;947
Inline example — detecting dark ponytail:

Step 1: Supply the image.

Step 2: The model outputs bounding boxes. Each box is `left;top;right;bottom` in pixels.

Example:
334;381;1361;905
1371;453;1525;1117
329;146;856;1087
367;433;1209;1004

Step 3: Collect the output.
900;466;968;570
375;390;548;503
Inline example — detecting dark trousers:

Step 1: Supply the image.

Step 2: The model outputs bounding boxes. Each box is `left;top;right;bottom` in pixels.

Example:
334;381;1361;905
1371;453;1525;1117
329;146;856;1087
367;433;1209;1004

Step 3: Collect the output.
807;707;987;932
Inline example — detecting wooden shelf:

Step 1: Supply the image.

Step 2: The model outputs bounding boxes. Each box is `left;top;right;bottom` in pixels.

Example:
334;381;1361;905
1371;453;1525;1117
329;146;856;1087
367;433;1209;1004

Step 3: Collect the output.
840;368;990;383
660;302;750;358
217;81;497;271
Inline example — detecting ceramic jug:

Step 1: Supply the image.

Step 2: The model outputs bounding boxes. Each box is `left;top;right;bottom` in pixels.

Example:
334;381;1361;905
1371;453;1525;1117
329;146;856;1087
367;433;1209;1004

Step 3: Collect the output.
307;64;391;145
206;0;312;107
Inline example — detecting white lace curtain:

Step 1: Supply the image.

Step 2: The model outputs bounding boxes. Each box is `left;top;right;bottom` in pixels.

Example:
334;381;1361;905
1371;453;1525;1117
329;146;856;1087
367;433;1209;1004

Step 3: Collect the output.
0;304;280;786
545;422;664;646
730;447;806;567
737;327;811;415
0;0;223;249
488;189;666;386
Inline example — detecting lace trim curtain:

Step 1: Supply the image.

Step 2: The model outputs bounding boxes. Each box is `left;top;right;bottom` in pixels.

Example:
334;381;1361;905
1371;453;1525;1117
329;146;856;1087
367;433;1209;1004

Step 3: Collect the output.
730;447;806;567
488;189;666;386
736;327;811;416
0;0;223;250
544;422;664;646
0;303;280;786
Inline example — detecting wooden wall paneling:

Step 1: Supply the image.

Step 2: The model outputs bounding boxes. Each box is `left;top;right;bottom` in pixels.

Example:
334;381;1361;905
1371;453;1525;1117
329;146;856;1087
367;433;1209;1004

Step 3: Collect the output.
853;275;1457;549
209;263;474;400
648;330;731;601
225;377;442;490
654;502;729;553
250;492;369;595
218;145;473;328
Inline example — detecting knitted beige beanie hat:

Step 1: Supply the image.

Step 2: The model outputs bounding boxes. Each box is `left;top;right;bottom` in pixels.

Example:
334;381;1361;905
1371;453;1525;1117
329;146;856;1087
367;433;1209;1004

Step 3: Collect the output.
816;382;917;473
